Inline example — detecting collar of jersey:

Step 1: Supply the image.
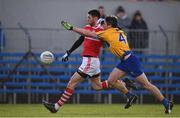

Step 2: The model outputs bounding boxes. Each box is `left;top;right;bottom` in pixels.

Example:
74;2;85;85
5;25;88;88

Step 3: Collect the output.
105;28;118;32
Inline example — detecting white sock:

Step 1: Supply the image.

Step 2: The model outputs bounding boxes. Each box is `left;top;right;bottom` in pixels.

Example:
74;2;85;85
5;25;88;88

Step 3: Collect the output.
55;103;60;110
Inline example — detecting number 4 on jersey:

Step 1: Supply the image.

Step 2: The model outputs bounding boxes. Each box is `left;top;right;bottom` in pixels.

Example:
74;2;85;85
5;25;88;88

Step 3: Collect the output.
119;34;126;44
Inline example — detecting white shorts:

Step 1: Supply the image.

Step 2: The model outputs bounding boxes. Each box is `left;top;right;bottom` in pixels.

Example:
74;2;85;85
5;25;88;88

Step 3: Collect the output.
78;57;100;77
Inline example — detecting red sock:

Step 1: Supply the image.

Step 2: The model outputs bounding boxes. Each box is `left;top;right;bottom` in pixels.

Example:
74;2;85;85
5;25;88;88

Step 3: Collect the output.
57;88;73;107
101;80;126;89
101;80;109;89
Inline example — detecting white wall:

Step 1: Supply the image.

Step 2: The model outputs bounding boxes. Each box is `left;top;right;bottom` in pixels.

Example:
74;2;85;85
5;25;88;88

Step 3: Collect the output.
1;0;180;30
0;0;179;53
0;0;3;21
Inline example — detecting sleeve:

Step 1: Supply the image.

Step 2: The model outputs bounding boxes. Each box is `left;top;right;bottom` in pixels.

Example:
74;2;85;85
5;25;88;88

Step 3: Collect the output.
96;31;106;41
68;36;84;54
83;25;90;30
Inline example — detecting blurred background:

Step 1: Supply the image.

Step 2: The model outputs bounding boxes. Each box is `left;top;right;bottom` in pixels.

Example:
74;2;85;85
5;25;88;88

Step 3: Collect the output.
0;0;180;105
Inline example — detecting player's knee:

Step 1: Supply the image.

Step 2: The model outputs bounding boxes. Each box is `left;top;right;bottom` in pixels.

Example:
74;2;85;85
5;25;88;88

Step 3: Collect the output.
92;85;102;91
91;83;102;91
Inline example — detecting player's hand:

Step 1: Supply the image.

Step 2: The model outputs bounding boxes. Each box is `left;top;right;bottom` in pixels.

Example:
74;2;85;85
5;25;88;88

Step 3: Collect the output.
61;21;73;30
61;50;70;62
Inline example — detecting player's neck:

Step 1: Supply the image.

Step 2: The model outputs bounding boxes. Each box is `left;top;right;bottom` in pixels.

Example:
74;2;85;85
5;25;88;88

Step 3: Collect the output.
90;23;96;27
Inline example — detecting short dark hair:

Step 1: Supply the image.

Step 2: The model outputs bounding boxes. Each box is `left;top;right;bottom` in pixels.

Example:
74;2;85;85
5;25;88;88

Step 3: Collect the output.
116;6;125;14
105;16;118;28
88;9;100;19
98;6;104;9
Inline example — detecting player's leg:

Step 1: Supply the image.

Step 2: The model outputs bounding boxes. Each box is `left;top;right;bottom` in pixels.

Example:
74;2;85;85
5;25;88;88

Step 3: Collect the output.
136;73;164;101
107;68;137;109
90;76;137;91
107;68;127;92
136;73;173;114
88;55;137;109
90;73;110;90
90;75;102;91
43;72;85;113
126;53;173;113
55;72;85;108
88;57;110;90
43;57;93;113
89;57;137;91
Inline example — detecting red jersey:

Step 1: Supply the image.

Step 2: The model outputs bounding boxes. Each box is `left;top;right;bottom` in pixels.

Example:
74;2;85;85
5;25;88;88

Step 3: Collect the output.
81;25;103;57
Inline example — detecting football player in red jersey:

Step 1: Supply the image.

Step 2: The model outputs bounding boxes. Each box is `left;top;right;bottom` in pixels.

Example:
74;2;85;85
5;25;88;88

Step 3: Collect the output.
43;10;137;113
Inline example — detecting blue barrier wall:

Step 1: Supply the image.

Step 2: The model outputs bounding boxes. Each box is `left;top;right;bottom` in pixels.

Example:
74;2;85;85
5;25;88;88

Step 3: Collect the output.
0;52;180;104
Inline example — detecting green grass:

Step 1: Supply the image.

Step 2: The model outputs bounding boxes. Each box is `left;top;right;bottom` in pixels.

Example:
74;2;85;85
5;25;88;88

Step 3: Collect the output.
0;104;179;117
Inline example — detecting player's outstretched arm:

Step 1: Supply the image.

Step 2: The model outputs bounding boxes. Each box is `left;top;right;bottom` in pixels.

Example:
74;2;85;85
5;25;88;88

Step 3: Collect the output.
68;36;84;54
61;36;84;62
61;21;98;38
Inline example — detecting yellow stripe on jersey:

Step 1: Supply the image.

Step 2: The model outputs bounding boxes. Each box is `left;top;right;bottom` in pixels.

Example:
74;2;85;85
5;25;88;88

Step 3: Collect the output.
96;28;130;58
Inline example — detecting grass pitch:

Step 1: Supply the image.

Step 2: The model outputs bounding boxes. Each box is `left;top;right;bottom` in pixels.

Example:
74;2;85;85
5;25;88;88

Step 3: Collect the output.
0;104;179;117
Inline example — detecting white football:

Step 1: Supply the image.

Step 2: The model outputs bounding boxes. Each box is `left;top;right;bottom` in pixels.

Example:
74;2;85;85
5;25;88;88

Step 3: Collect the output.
40;51;54;64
